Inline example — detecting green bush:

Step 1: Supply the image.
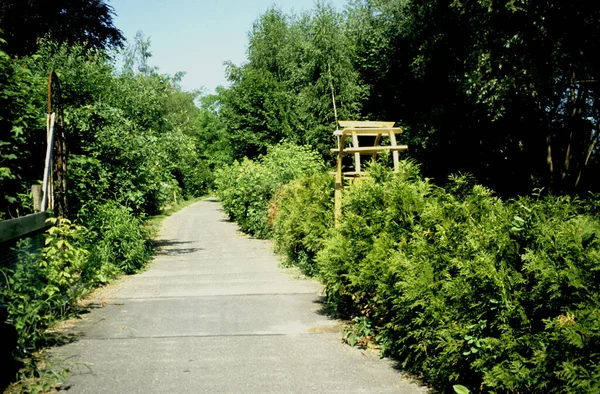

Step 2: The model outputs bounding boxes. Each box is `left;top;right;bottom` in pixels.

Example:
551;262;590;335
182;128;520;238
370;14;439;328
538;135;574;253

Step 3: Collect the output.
215;142;324;238
262;159;600;392
83;201;152;278
0;219;88;353
310;162;600;393
271;172;334;276
0;202;153;359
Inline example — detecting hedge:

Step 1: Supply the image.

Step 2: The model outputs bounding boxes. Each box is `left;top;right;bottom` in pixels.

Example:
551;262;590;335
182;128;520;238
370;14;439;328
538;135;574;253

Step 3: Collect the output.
217;156;600;393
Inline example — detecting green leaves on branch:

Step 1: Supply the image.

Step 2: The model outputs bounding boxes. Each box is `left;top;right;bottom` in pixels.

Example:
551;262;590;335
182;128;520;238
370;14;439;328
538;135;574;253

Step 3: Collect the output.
219;4;366;161
215;142;324;238
0;218;88;353
265;159;600;393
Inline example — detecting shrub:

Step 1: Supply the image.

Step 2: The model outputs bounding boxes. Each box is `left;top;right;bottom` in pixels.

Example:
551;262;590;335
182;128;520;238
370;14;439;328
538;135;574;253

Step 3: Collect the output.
216;150;600;392
313;162;600;393
215;142;324;237
83;201;152;277
271;172;334;276
0;218;88;353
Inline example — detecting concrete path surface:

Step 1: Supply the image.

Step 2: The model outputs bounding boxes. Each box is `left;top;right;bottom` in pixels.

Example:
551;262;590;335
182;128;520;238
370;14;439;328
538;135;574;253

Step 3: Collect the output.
52;198;427;393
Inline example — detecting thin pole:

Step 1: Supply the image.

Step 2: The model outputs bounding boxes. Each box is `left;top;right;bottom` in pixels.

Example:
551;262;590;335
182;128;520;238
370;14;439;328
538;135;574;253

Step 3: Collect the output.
41;113;56;212
327;62;338;126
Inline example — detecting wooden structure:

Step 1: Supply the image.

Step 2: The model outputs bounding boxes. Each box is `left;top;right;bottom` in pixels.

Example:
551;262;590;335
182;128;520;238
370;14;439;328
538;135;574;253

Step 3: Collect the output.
331;121;407;227
43;70;68;217
0;72;65;264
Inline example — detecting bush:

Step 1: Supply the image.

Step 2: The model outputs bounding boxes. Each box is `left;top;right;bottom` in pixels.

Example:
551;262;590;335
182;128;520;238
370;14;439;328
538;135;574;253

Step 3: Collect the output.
83;201;152;278
260;159;600;392
310;162;600;393
215;142;324;238
271;172;334;276
0;219;88;353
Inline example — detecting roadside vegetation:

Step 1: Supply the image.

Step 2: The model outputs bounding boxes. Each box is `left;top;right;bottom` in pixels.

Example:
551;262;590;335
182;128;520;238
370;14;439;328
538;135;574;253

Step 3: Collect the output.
213;1;600;393
2;0;600;393
0;1;212;389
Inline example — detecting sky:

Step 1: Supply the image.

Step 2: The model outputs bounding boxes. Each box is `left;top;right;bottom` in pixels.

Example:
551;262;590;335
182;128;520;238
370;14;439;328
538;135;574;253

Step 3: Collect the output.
110;0;349;94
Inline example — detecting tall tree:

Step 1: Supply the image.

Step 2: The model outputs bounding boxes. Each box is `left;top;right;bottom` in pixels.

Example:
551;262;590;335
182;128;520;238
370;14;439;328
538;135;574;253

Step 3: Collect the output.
0;0;124;57
220;3;366;160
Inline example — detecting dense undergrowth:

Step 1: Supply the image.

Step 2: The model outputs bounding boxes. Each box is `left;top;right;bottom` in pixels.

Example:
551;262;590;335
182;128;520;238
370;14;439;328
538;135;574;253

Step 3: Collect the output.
0;33;211;389
215;142;324;238
0;206;150;353
216;153;600;393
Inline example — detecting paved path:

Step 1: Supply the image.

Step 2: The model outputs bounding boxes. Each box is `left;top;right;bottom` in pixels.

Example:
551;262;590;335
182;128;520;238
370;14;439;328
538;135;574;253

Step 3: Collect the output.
52;198;426;393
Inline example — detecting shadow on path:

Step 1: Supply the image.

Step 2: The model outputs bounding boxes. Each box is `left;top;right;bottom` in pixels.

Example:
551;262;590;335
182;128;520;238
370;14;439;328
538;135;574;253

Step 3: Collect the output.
152;239;203;256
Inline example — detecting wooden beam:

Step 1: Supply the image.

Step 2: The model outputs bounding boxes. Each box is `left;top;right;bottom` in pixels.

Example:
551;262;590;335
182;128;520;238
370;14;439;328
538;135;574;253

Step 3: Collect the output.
389;130;401;172
330;145;408;154
339;120;395;128
41;113;56;212
334;134;344;228
339;127;403;135
0;212;53;244
352;131;361;173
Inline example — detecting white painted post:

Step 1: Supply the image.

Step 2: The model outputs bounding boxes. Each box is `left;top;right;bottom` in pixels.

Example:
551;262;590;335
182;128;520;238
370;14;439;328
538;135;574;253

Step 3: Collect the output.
41;113;56;212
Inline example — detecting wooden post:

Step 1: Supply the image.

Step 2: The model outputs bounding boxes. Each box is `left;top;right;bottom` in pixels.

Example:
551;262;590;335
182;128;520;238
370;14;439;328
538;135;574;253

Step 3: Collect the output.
41;113;56;212
389;130;400;172
31;185;42;212
48;70;68;218
334;133;343;228
331;121;407;228
352;131;361;174
54;120;68;217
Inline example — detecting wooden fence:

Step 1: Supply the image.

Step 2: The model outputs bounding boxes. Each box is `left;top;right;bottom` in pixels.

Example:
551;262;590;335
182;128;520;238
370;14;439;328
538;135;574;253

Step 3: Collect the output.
0;212;53;268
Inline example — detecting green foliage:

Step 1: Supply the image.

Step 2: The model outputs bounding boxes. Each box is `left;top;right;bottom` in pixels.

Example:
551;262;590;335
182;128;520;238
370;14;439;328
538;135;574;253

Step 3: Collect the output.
271;172;333;276
0;44;45;219
83;201;152;278
0;207;152;360
0;218;88;353
0;32;204;382
347;0;600;195
215;142;324;238
1;37;212;219
219;4;366;161
307;162;600;392
0;0;124;57
262;159;600;392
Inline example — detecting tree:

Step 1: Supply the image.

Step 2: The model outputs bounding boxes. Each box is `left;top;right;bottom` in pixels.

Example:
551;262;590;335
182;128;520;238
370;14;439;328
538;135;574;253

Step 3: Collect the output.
219;4;366;161
348;0;600;195
0;0;124;57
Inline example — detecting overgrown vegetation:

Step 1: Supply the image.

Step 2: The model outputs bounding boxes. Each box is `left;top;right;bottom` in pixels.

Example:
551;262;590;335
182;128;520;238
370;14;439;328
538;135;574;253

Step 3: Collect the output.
215;142;324;238
208;0;600;196
0;8;211;388
212;2;600;391
2;0;600;392
217;156;600;392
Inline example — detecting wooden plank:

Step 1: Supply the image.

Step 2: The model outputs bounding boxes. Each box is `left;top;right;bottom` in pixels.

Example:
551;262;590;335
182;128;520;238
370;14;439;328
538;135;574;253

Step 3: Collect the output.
41;113;56;211
340;127;403;134
334;128;403;137
0;212;53;244
330;145;408;154
372;132;383;163
339;120;395;128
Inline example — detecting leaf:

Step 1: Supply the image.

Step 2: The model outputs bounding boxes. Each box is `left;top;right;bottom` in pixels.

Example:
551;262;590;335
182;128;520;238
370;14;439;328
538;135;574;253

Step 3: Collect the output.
348;333;357;347
453;385;470;394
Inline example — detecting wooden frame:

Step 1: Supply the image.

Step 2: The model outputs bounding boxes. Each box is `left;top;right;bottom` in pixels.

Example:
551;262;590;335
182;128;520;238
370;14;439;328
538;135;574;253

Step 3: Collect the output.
331;121;407;227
